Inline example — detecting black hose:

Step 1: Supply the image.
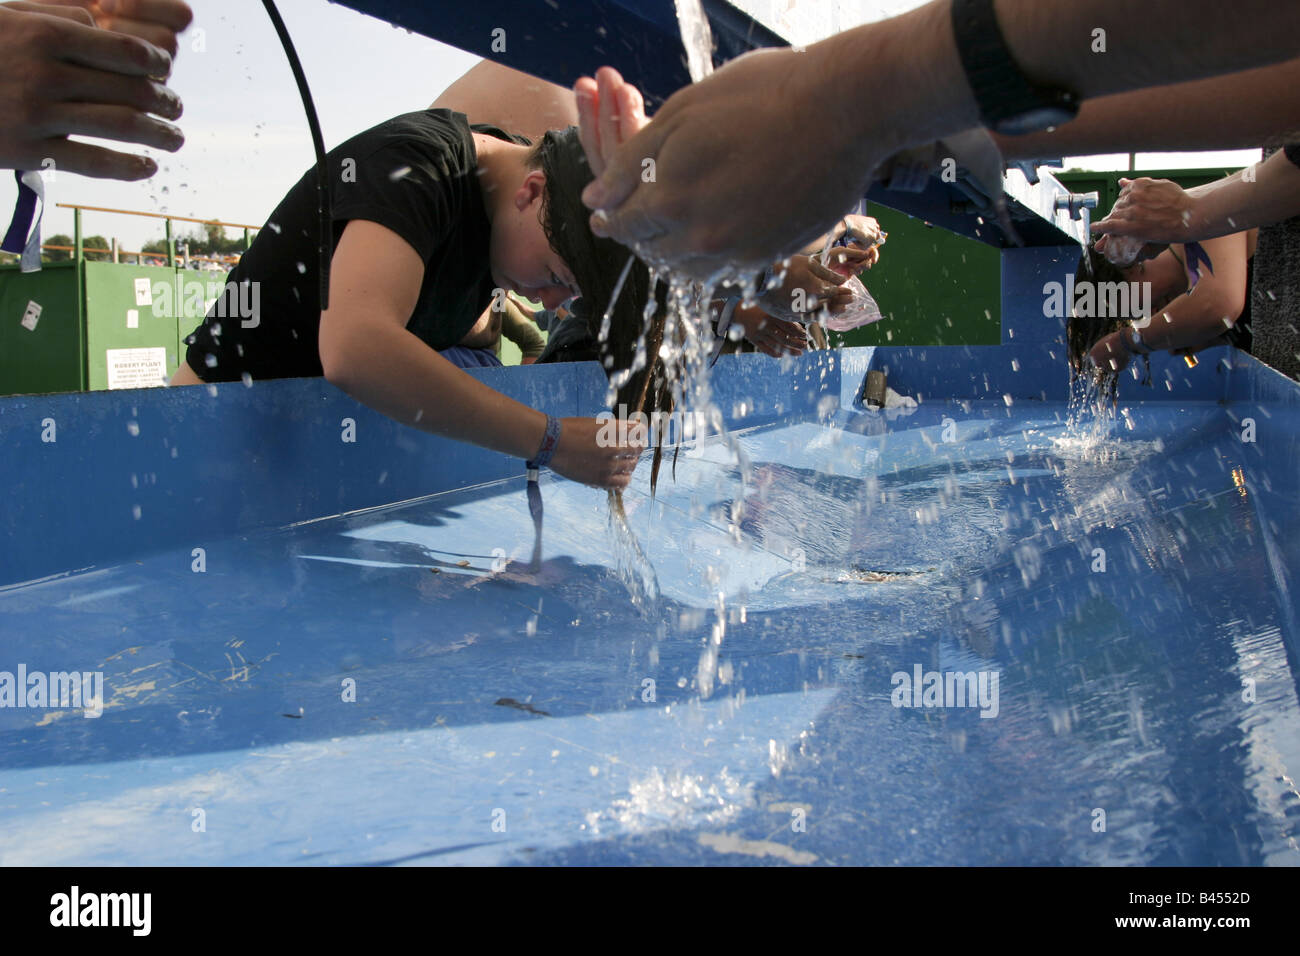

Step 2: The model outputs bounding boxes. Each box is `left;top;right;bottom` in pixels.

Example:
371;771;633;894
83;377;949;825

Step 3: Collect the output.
260;0;331;309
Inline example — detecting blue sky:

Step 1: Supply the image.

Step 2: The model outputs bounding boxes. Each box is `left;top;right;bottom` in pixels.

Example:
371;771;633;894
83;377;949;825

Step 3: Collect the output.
5;0;1260;252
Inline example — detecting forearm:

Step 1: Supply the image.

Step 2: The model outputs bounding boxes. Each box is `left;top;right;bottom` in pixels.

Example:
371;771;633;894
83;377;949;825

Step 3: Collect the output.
1004;1;1297;103
1138;301;1239;353
502;307;547;358
1185;150;1300;238
325;320;547;459
827;0;1299;159
1137;238;1248;350
995;60;1300;159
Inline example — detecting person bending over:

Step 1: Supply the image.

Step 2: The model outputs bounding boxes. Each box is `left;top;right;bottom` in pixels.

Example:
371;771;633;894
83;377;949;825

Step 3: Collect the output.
173;109;644;490
1069;229;1255;383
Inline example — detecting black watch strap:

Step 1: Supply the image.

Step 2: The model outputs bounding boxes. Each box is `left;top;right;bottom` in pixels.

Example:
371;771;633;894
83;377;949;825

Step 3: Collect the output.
951;0;1080;135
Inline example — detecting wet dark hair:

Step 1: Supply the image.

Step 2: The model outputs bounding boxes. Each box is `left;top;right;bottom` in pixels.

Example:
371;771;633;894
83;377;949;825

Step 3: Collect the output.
1068;244;1144;397
529;127;673;488
1067;245;1126;371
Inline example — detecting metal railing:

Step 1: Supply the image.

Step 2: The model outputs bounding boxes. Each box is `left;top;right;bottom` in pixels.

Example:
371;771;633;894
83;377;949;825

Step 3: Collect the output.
11;204;263;268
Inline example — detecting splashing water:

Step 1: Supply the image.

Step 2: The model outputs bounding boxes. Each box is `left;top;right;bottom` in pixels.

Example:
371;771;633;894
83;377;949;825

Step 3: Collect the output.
598;1;756;697
608;493;661;615
675;0;715;82
1056;370;1120;460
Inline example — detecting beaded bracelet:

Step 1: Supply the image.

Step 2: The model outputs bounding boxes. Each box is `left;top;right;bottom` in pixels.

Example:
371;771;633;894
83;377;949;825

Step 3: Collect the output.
526;414;562;481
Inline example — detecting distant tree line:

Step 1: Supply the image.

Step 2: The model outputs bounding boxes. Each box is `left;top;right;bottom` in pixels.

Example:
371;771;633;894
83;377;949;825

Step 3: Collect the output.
32;222;251;263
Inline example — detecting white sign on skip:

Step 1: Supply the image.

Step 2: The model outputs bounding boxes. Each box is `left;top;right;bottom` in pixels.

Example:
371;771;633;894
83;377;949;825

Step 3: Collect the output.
105;347;168;390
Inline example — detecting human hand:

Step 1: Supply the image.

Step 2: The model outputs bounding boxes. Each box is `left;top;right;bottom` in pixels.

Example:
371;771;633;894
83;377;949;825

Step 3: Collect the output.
577;47;891;279
34;0;193;58
760;254;854;323
819;243;878;278
0;1;184;179
549;415;646;490
1092;177;1200;245
731;306;807;357
835;214;885;269
574;66;649;183
1087;332;1132;373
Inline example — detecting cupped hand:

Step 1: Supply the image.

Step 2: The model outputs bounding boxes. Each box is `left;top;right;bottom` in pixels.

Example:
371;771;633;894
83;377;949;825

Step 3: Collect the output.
549;416;646;490
576;47;889;280
1092;177;1199;244
0;1;184;179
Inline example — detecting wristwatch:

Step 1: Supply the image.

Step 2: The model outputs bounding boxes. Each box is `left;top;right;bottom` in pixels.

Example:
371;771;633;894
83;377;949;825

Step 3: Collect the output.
951;0;1080;135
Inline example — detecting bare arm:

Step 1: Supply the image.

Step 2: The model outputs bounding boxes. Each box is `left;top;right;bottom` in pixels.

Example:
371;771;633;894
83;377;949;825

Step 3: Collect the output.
318;220;642;488
1094;150;1300;244
580;0;1300;275
1183;150;1300;237
1091;232;1250;368
994;59;1300;159
431;59;578;141
319;221;548;457
500;296;547;361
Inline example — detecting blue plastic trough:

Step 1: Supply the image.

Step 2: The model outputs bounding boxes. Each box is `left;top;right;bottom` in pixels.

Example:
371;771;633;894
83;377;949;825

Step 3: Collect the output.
0;1;1297;866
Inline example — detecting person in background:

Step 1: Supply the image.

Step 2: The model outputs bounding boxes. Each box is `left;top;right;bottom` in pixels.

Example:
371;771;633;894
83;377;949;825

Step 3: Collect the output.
438;291;548;368
0;0;191;180
1091;148;1300;379
1069;229;1256;381
497;293;547;364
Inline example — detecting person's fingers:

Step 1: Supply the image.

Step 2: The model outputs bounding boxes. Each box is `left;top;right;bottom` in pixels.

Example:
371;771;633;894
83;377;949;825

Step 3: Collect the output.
40;136;156;178
43;101;182;149
616;80;647;140
596;66;624;163
582;104;665;212
38;0;192;55
100;0;194;32
1090;215;1130;236
4;2;94;25
92;15;180;55
46;14;173;77
805;255;846;285
590;203;669;243
826;246;872;273
48;62;182;119
574;77;603;177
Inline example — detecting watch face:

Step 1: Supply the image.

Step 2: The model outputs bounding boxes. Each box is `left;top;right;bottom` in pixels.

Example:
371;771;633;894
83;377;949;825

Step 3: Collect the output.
994;107;1076;136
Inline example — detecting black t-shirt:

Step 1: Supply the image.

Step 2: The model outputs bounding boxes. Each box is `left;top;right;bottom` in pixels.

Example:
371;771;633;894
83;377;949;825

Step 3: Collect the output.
185;110;528;381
